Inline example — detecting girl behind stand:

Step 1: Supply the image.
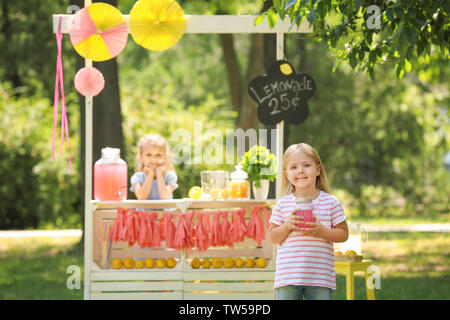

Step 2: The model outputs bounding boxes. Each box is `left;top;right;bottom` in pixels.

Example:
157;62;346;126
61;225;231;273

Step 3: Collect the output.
130;134;178;200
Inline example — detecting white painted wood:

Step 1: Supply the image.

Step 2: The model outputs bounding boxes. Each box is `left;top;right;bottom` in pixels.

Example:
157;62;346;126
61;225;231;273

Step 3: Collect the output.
275;32;285;200
90;292;183;300
92;199;273;209
183;292;275;300
91;281;183;292
83;0;92;300
91;271;183;281
183;282;274;292
52;14;312;34
184;270;275;281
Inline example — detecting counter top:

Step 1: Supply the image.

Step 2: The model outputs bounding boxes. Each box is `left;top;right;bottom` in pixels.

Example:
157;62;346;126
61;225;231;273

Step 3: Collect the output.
92;199;275;210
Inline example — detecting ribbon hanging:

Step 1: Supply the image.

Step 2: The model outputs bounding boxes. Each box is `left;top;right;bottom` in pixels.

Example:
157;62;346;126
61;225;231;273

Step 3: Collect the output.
53;17;72;172
173;213;187;251
194;212;210;252
150;212;161;248
247;206;266;245
219;211;231;247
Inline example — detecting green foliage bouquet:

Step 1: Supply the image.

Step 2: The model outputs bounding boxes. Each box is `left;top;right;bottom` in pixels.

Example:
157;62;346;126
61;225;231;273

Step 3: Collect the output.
240;145;277;188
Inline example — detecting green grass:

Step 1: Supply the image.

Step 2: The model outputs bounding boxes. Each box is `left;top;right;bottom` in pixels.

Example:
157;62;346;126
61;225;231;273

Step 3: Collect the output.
333;232;450;300
0;232;449;300
0;236;83;300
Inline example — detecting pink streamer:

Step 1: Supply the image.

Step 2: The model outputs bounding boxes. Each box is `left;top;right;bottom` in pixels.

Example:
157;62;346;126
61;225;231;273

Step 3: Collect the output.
53;17;72;172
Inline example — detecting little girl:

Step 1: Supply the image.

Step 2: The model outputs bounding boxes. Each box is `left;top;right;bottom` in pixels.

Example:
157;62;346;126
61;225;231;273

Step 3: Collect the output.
130;134;178;200
268;143;349;300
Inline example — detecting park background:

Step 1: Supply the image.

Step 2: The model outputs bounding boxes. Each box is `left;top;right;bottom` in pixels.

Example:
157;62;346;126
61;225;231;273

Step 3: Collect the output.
0;0;448;299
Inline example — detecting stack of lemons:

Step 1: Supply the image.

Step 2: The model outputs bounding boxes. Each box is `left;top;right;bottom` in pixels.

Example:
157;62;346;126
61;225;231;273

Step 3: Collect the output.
334;250;358;256
190;257;268;269
188;186;231;200
111;257;178;269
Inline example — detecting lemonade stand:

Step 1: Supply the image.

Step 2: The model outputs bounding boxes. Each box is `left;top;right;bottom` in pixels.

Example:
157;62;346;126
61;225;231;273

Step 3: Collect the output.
52;1;374;301
52;0;314;300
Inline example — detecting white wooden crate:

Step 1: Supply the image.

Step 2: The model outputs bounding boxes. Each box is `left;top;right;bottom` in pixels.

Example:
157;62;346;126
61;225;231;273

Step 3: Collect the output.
90;203;276;300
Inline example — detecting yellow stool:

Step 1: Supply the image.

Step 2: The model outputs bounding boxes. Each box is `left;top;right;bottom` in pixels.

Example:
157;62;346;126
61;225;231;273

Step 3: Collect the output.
335;260;376;300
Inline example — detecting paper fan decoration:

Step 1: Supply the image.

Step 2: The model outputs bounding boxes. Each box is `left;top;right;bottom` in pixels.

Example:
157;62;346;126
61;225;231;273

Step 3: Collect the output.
129;0;186;51
69;2;128;61
74;67;105;97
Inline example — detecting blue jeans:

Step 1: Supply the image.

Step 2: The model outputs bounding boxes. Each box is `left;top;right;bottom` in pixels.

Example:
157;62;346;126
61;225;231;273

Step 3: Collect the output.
276;285;332;300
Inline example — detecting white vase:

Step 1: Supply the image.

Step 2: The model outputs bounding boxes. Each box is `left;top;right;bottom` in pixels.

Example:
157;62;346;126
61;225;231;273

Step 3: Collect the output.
252;179;270;200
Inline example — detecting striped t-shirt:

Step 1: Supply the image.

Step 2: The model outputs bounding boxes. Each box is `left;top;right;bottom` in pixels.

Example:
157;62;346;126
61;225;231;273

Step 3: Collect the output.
269;191;346;291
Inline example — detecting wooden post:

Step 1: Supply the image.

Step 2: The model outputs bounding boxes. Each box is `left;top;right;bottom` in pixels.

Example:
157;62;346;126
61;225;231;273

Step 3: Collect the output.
83;0;92;301
275;33;284;199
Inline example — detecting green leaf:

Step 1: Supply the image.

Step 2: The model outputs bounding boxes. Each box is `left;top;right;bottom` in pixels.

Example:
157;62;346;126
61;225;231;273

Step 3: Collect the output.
395;61;405;78
404;59;412;72
267;8;278;29
349;51;358;69
273;0;286;20
285;0;299;10
254;13;266;26
307;8;316;23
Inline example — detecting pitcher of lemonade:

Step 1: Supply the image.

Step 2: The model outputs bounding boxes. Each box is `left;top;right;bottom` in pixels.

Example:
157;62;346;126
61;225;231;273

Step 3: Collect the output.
229;164;249;199
94;147;128;201
338;221;368;255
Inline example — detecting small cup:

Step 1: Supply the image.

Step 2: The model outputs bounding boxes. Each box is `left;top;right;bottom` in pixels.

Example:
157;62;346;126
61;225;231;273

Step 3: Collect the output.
294;209;315;228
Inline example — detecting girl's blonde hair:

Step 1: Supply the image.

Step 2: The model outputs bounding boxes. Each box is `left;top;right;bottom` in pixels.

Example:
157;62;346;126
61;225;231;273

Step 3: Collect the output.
281;143;330;197
135;134;174;172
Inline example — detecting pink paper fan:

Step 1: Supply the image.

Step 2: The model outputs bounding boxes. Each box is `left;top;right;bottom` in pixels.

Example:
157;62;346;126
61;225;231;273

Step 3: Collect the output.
74;67;105;97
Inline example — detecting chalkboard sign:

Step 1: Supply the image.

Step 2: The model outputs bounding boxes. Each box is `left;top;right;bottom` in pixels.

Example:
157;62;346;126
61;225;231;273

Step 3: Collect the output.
248;60;316;125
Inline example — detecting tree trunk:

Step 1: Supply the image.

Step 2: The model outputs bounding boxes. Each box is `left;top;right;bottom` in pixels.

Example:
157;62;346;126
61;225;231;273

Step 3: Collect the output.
219;34;242;116
239;33;264;131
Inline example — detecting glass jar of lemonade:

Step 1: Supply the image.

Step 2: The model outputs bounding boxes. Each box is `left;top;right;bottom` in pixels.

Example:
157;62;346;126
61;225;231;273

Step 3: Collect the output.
229;164;249;199
94;147;128;201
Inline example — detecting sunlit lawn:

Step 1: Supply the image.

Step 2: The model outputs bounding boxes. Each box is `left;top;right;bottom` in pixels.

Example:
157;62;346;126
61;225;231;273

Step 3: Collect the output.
0;231;449;300
0;236;83;300
334;232;450;300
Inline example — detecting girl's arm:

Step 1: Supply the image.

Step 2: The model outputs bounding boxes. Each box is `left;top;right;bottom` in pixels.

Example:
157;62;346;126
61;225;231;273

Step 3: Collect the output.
134;169;155;200
301;218;349;243
154;166;175;200
268;213;303;244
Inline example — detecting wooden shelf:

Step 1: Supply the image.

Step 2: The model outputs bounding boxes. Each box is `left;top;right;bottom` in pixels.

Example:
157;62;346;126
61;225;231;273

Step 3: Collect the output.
92;199;275;210
52;14;312;34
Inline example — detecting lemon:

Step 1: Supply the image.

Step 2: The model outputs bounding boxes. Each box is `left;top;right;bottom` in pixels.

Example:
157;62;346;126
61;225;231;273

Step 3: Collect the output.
256;257;267;268
201;258;211;268
166;257;177;268
145;257;155;268
212;257;223;268
135;260;145;269
345;250;357;256
189;186;203;200
156;258;166;268
123;258;135;269
220;189;230;200
280;63;293;75
209;188;220;200
191;258;201;269
245;258;255;268
234;257;245;268
334;251;343;255
111;258;122;269
223;257;235;268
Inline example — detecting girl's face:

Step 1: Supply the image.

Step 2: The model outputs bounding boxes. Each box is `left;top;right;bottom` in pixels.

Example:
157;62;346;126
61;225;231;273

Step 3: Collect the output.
285;151;320;192
140;144;166;168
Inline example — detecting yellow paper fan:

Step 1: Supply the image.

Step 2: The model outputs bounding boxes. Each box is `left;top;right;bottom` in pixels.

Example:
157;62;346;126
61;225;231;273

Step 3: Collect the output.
69;2;128;61
129;0;186;51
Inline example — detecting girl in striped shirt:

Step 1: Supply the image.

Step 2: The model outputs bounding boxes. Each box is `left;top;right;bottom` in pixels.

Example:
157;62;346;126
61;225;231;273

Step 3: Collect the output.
268;143;349;300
